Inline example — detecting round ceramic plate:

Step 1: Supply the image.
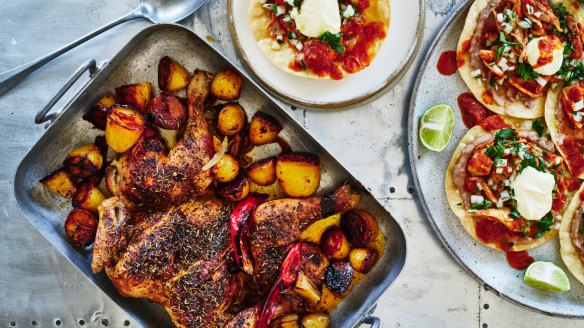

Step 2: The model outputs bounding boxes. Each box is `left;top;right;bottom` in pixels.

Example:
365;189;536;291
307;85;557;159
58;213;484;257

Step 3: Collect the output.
228;0;424;109
408;1;584;318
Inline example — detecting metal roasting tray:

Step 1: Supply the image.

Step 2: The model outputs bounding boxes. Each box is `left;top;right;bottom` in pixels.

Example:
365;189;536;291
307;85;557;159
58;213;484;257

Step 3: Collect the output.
408;1;584;318
14;24;407;327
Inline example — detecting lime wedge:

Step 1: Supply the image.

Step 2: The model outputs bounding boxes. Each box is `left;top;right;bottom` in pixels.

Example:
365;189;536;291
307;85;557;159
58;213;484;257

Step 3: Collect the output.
524;261;570;292
419;104;454;152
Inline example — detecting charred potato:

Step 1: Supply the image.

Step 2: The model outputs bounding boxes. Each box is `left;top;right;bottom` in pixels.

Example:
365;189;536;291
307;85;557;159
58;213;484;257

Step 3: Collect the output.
148;92;186;129
349;247;378;274
217;173;250;201
320;227;350;260
276;153;321;197
64;144;104;179
210;70;242;100
65;208;98;246
213;154;240;183
325;261;354;294
158;56;190;91
40;169;77;198
294;271;321;304
115;82;152;111
300;313;330;328
105;106;146;153
83;93;115;130
340;210;379;247
249;112;283;145
72;182;106;213
217;103;247;136
247;157;277;186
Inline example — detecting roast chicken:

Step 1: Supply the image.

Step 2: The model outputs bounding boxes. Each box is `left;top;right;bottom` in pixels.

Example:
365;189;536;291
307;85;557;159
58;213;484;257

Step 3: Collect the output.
108;70;214;210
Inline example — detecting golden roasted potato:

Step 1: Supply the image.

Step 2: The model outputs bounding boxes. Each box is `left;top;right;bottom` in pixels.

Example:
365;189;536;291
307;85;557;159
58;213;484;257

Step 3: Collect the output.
40;169;77;198
115;82;152;111
280;316;300;328
217;103;247;136
340;210;379;247
320;227;351;260
105;106;146;153
210;70;242;100
158;56;190;91
64;144;104;179
276;153;321;197
65;208;98;246
83;93;115;130
349;247;378;274
72;182;107;213
249;112;283;146
294;271;321;304
213;154;240;183
217;173;250;202
247;157;277;186
300;313;330;328
148;92;186;129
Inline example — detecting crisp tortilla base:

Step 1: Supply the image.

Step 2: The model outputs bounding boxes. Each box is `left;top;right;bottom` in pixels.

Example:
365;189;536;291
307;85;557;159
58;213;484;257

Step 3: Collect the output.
545;84;584;179
248;0;390;79
560;183;584;286
445;119;559;251
457;0;580;119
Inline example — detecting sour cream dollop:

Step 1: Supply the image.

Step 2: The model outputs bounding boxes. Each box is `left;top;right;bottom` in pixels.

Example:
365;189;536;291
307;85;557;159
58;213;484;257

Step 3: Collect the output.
293;0;341;38
525;35;564;76
511;166;555;221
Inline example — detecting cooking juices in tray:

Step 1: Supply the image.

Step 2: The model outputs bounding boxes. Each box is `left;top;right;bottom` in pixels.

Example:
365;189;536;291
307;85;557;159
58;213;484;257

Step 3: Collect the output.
38;55;387;328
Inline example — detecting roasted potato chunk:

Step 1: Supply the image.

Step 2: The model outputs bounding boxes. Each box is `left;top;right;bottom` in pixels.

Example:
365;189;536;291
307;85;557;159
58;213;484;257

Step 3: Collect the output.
247;157;277;186
210;70;242;100
115;82;152;111
158;56;190;91
280;318;300;328
64;144;104;179
217;103;247;136
217;173;250;202
320;227;350;260
349;247;378;274
300;313;330;328
83;93;115;130
65;208;98;246
340;210;379;247
213;154;240;183
294;271;321;304
276;153;321;197
105;106;146;153
40;169;77;198
148;92;186;129
249;112;283;146
325;261;354;294
72;182;106;213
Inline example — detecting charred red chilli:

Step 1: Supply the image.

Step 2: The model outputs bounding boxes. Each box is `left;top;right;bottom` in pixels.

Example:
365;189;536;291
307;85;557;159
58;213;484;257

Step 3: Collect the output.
230;193;268;268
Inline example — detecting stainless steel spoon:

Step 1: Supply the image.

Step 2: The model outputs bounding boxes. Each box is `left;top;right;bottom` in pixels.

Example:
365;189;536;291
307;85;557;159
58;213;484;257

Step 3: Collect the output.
0;0;209;96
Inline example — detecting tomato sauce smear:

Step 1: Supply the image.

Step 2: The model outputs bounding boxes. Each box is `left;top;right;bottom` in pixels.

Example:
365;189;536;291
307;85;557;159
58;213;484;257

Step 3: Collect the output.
288;17;386;80
475;219;535;270
437;51;458;76
457;92;491;128
505;250;534;270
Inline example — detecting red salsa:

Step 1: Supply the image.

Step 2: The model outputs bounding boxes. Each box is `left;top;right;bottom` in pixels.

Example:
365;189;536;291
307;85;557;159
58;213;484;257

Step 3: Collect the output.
457;92;491;128
437;50;458;76
505;251;534;270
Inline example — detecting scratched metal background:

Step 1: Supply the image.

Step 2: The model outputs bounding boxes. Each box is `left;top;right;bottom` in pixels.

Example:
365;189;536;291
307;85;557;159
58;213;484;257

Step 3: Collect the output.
1;0;584;327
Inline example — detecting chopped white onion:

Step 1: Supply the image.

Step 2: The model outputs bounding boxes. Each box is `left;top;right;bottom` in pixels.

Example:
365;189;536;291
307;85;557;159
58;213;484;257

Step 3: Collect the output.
575;100;584;111
343;5;355;18
471;195;485;205
202;137;228;171
497;13;504;23
535;76;548;87
471;69;482;78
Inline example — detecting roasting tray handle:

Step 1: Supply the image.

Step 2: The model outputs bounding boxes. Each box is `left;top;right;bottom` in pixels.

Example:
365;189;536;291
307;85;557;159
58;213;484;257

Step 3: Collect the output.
35;59;99;124
359;304;380;328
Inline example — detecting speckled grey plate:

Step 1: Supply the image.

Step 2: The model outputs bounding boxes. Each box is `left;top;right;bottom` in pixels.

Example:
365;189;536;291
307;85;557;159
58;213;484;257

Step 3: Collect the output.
408;1;584;318
227;0;424;110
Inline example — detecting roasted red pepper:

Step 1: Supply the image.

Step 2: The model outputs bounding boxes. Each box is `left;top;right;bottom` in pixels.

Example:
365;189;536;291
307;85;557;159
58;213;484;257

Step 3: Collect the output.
230;193;268;268
258;242;302;328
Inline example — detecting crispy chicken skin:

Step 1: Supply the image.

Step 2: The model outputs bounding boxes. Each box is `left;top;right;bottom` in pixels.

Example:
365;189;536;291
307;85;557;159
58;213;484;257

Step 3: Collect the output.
92;198;239;327
114;70;214;210
248;185;361;293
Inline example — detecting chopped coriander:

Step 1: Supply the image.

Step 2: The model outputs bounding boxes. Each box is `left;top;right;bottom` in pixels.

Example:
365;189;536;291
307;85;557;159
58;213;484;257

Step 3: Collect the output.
532;119;544;137
496;128;515;141
320;31;345;54
510;210;521;219
533;212;554;238
517;62;539;81
489;77;497;87
300;60;307;70
485;144;505;159
499;32;519;46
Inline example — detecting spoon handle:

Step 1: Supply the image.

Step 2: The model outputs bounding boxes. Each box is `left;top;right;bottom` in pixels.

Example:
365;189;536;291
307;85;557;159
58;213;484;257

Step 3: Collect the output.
0;9;143;97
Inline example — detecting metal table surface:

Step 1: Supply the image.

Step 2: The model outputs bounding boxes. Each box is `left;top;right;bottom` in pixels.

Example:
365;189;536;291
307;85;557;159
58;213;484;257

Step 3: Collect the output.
0;0;583;327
